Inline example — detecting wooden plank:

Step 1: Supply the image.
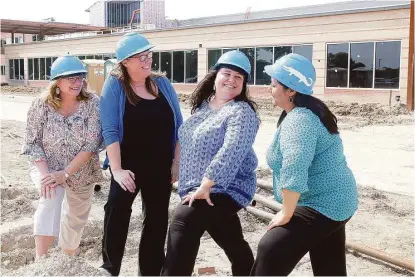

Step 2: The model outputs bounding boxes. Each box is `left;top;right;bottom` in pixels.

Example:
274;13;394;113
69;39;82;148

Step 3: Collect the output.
407;1;414;111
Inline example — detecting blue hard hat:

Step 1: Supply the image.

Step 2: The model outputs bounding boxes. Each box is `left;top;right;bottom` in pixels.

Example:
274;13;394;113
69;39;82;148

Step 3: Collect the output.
264;53;316;95
213;50;251;77
116;32;154;63
50;55;87;80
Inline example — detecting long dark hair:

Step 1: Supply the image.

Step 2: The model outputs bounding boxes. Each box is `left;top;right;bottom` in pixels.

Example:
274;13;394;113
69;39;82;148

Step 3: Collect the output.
190;66;258;114
277;82;338;134
111;63;164;105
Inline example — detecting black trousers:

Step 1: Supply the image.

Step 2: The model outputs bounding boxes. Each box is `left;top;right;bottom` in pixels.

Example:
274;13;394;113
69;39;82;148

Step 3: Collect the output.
250;206;350;276
161;194;254;276
100;168;172;276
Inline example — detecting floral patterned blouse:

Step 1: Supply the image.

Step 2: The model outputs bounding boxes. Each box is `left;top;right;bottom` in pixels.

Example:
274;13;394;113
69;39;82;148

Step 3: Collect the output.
22;94;104;191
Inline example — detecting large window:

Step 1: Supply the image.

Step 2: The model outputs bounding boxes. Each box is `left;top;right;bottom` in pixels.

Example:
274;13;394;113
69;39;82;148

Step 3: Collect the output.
207;44;313;85
185;50;198;83
34;58;39;80
223;48;237;53
152;52;160;72
327;43;349;87
239;48;255;84
155;50;198;83
14;59;19;79
160;52;172;80
9;60;13;79
207;49;222;71
40;58;46;80
350;42;374;88
8;59;24;80
326;41;400;89
19;59;24;80
375;41;401;89
46;58;52;80
28;59;33;79
28;57;58;80
256;47;273;85
293;45;313;61
274;46;292;62
173;51;184;83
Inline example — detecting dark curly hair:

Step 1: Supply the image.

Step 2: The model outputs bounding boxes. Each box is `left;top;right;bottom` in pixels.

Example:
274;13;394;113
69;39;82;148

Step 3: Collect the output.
190;65;258;114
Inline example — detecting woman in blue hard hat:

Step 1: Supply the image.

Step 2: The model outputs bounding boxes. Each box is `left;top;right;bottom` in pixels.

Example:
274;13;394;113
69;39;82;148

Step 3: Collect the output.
22;55;103;259
250;53;358;276
161;50;260;276
99;32;183;276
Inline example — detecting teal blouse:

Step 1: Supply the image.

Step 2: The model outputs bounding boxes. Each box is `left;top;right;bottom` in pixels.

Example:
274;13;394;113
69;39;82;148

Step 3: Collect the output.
266;107;358;221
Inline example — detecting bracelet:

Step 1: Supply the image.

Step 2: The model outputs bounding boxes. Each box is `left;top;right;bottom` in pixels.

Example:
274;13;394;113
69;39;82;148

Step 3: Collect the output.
64;170;70;179
173;159;180;165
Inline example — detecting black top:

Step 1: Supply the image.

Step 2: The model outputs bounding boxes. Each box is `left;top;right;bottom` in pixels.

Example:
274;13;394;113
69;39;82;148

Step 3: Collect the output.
121;92;174;175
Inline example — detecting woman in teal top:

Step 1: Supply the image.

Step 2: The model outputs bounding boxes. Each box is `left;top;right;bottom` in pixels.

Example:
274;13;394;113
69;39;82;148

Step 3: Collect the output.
250;54;358;276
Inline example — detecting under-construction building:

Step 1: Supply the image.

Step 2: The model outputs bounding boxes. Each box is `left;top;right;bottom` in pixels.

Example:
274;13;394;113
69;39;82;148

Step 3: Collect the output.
86;0;166;29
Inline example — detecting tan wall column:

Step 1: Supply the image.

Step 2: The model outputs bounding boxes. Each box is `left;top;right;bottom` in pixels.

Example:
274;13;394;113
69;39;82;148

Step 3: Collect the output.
313;42;326;95
197;47;207;82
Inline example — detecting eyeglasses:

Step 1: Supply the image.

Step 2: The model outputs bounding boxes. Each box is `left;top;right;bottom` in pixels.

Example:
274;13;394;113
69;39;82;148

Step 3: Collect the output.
130;52;153;62
64;76;86;84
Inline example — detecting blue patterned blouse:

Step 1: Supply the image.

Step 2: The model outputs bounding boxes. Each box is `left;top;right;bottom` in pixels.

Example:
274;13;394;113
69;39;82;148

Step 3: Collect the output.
178;100;260;207
266;107;358;221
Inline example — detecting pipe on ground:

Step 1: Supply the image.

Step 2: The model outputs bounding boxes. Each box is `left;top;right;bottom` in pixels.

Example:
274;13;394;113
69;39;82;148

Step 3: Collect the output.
253;193;282;211
256;179;273;191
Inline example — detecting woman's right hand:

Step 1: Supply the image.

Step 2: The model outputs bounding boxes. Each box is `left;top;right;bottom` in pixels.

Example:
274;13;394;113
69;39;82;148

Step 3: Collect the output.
39;172;58;199
40;183;58;199
112;168;136;193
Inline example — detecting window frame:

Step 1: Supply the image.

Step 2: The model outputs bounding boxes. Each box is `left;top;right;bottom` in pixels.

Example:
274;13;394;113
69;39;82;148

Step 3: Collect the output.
325;40;402;90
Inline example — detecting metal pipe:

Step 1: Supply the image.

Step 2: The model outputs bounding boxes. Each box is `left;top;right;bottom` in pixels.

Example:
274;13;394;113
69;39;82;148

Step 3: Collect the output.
346;242;414;272
245;206;415;272
253;193;282;211
257;179;273;191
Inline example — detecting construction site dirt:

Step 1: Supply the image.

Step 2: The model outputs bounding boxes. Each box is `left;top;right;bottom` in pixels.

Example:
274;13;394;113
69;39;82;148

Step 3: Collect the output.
1;88;414;276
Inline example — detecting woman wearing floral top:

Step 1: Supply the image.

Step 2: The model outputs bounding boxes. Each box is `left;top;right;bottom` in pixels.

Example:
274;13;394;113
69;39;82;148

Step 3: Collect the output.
22;55;103;259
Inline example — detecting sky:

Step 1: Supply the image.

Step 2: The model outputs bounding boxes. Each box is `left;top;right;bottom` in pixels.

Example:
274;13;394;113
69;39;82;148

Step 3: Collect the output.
0;0;346;24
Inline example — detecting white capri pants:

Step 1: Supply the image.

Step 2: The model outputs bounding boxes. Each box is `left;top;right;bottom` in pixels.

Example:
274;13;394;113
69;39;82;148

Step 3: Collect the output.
31;167;95;250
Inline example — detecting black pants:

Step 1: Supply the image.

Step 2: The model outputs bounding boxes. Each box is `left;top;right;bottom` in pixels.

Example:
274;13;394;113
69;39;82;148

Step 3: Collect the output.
101;168;172;276
161;194;254;276
250;206;350;276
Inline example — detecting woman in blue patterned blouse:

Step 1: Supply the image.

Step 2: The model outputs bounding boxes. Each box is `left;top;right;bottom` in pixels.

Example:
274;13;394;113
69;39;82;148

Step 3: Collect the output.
161;50;260;276
250;54;358;276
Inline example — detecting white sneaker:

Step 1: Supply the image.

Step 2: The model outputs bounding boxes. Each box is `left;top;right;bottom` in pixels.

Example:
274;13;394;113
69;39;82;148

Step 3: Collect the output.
98;267;112;276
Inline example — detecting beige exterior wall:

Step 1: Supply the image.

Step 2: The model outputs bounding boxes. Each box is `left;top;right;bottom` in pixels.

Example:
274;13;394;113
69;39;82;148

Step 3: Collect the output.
4;8;410;102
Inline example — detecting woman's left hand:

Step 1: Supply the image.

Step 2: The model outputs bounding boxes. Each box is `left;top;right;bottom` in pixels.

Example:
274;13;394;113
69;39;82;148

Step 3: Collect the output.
182;185;214;207
171;160;179;184
267;210;291;230
41;171;66;187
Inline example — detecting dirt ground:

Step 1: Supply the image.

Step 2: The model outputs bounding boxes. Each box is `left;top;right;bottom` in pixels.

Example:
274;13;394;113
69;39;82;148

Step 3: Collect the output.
1;87;414;276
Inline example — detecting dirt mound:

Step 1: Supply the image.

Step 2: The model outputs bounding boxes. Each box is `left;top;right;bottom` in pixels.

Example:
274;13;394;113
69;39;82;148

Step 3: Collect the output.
1;85;45;94
6;251;102;276
326;101;411;117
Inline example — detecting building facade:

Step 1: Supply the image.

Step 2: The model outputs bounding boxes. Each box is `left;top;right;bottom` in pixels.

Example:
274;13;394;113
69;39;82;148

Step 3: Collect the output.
86;0;140;28
4;1;412;104
140;0;166;29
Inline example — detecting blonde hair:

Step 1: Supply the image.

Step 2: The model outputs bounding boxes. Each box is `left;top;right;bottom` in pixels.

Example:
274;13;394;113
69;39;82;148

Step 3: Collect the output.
41;79;91;110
